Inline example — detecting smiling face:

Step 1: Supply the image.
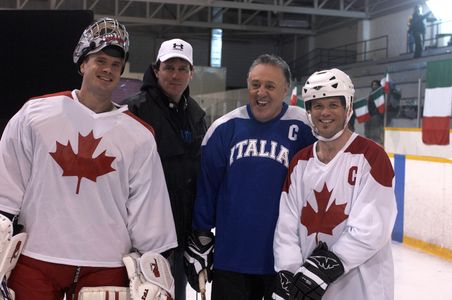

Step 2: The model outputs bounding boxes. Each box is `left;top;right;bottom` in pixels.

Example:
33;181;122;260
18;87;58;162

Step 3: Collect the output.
79;50;123;98
154;57;193;103
308;97;348;139
247;63;289;123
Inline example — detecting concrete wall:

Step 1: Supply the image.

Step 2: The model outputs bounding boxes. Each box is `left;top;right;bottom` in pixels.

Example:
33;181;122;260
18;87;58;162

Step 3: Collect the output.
280;7;416;70
370;9;412;57
127;32;278;89
125;6;431;90
315;24;358;49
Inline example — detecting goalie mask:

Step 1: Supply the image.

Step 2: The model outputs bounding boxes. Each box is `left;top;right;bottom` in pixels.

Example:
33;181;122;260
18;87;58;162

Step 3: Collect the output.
302;68;355;141
73;17;129;72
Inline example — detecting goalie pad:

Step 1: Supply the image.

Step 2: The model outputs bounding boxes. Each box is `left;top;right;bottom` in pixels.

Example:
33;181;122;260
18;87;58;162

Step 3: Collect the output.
78;287;130;300
0;214;27;300
0;233;27;281
123;252;174;300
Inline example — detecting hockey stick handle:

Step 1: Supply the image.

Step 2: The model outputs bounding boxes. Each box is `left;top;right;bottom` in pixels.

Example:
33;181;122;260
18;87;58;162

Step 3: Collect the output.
199;269;207;300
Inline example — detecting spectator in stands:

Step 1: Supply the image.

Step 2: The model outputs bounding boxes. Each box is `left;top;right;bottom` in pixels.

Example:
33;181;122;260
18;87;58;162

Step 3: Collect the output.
407;15;414;53
410;5;432;58
364;79;384;145
383;78;402;124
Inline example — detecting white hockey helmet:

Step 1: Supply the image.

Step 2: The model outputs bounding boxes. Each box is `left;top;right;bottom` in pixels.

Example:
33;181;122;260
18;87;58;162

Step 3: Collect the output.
301;68;355;141
73;17;129;70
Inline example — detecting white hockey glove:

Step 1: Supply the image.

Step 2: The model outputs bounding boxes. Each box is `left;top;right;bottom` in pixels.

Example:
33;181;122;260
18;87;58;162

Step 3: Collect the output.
123;252;174;300
0;214;27;300
290;242;344;300
183;231;214;292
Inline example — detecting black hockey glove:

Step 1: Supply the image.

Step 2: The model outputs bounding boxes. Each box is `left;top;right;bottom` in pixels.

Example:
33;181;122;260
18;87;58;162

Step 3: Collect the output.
290;242;344;300
183;230;214;292
271;270;294;300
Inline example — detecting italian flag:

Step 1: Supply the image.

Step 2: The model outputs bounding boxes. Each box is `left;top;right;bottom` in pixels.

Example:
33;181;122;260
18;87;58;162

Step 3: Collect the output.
353;97;370;123
290;86;304;108
369;86;385;114
383;73;390;94
290;86;298;105
422;60;452;145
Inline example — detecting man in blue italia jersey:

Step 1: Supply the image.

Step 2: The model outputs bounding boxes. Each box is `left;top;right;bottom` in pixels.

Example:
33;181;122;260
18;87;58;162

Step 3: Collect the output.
184;54;316;299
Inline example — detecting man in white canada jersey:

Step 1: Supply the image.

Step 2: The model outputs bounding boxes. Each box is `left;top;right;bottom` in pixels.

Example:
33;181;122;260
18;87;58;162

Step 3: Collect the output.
272;68;397;300
0;18;177;300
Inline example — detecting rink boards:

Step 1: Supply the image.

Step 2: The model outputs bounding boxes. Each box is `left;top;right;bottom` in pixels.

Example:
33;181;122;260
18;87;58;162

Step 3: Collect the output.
386;127;452;260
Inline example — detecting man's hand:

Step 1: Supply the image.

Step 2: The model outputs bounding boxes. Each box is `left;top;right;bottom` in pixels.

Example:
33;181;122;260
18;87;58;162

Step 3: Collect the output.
271;270;294;300
290;242;344;300
183;231;214;292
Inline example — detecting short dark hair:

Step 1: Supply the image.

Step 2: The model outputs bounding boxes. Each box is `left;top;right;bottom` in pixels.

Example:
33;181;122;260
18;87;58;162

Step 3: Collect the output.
371;79;381;87
248;54;291;87
305;96;346;111
152;59;193;71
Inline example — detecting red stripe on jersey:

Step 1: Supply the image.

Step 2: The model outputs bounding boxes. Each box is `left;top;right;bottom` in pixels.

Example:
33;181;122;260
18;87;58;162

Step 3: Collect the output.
345;135;394;187
123;110;155;136
29;91;73;100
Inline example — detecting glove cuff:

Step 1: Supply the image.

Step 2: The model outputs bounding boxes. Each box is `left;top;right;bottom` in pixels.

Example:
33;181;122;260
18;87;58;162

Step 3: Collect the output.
306;242;344;283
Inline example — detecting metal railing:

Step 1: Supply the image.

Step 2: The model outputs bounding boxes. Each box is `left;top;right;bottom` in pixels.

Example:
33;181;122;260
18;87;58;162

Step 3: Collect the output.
290;35;389;78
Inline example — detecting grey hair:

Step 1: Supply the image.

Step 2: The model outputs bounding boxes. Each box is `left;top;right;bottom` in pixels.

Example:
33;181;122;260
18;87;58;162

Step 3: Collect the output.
248;54;292;87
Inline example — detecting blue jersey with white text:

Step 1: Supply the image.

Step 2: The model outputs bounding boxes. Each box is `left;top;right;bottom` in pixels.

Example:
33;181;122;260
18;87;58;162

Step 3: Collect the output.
193;102;316;274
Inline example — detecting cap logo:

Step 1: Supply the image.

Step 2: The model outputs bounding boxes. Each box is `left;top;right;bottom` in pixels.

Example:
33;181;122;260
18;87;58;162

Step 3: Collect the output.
173;43;184;51
104;35;125;45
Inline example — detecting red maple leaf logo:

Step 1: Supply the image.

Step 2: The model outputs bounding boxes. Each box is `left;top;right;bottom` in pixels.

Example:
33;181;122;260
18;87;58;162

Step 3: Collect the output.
300;183;349;243
49;131;116;194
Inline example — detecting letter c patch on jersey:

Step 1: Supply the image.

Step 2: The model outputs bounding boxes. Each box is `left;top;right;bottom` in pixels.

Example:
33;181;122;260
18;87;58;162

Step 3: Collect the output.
348;166;358;185
288;124;299;141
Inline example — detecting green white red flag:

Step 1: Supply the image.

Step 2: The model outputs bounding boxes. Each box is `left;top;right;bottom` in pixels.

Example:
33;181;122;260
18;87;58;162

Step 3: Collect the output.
290;86;297;105
353;97;371;123
384;73;390;94
289;85;304;108
422;60;452;145
369;86;385;114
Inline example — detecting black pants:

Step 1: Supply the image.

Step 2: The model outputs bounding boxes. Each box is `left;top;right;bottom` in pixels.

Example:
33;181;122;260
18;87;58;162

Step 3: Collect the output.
167;247;188;300
211;269;276;300
413;32;423;58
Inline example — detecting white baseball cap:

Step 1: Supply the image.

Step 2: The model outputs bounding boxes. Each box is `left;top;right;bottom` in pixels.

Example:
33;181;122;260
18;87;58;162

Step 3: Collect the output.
157;38;193;66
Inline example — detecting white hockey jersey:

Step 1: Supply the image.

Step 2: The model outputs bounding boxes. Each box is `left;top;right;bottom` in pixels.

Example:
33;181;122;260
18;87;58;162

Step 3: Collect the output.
274;133;397;300
0;90;177;267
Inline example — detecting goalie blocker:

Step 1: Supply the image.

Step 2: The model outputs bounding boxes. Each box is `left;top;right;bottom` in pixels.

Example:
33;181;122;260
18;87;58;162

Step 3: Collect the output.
78;252;174;300
0;214;173;300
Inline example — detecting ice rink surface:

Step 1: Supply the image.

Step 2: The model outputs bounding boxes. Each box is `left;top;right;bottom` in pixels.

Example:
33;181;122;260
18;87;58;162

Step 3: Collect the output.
186;241;452;300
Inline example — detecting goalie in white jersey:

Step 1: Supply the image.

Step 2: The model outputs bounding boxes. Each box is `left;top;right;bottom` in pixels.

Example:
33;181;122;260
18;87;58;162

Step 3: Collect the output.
272;68;397;300
0;18;177;300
